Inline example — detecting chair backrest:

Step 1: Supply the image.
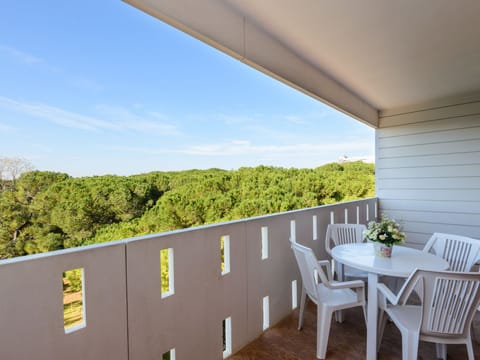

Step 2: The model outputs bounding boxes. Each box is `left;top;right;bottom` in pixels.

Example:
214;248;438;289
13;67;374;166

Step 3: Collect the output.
423;233;480;272
291;240;329;302
325;223;366;256
400;269;480;338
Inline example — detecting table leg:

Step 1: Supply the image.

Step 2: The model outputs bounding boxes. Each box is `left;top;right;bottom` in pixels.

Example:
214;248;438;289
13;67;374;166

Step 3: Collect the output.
366;272;378;360
335;262;345;322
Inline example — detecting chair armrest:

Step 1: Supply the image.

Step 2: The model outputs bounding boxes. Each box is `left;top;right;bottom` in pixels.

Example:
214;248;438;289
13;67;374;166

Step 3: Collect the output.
377;283;399;305
328;279;364;290
318;260;333;281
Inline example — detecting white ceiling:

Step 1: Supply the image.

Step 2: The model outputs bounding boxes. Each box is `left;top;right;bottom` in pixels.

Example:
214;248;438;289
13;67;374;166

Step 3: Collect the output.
125;0;480;124
226;0;480;111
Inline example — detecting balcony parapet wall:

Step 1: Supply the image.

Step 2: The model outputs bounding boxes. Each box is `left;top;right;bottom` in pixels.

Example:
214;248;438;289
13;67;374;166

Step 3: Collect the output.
0;198;377;360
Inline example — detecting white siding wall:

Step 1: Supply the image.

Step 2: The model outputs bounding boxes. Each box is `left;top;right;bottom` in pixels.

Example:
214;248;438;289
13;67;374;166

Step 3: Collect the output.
376;99;480;248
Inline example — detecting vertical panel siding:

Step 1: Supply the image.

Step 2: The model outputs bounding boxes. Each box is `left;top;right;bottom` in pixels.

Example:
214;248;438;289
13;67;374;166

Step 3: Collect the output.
377;101;480;247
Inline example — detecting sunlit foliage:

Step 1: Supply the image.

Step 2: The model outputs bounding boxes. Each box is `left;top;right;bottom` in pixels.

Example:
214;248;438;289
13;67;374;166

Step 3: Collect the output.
0;162;374;258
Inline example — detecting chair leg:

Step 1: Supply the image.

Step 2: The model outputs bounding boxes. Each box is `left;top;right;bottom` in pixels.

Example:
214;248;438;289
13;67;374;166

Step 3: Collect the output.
333;263;345;323
298;286;307;330
362;303;367;327
377;309;388;353
401;330;419;360
317;304;333;360
435;343;447;360
334;309;345;323
466;338;475;360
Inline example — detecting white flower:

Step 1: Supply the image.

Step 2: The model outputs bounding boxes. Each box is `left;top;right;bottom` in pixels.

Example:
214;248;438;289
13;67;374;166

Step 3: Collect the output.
365;215;405;244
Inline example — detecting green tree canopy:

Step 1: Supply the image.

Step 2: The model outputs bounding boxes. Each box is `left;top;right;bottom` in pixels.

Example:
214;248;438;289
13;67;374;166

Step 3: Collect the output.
0;162;375;258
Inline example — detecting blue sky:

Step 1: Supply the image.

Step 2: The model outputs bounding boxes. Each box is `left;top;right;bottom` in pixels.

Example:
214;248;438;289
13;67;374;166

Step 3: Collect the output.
0;0;374;177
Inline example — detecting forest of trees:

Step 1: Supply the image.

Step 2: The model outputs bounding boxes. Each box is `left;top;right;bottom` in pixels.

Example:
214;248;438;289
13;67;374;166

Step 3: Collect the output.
0;161;375;259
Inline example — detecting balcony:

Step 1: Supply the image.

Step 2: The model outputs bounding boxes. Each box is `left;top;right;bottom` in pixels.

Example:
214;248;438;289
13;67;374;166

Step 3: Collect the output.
0;198;382;360
3;2;480;359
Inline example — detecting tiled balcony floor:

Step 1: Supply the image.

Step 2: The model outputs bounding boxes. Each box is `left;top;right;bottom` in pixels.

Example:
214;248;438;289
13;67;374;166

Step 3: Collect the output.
230;300;480;359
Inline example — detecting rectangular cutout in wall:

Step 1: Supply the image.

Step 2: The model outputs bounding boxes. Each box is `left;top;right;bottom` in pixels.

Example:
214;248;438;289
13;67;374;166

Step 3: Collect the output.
221;235;230;275
312;215;318;240
223;317;232;358
291;280;298;309
356;206;360;224
375;201;378;218
261;226;269;260
162;349;176;360
344;208;348;223
263;296;270;330
290;220;296;242
160;248;175;298
330;211;334;224
63;267;86;333
366;203;370;221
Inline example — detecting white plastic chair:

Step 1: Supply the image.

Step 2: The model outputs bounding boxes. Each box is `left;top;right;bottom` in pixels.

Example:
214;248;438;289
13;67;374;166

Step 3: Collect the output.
291;240;366;359
423;232;480;272
423;232;480;349
377;269;480;360
325;223;367;281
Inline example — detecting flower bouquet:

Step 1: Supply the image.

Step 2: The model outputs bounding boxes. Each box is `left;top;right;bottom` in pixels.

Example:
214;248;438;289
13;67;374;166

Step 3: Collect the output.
363;215;405;257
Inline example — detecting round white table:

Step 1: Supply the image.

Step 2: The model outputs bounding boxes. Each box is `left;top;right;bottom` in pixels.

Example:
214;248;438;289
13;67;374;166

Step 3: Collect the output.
331;243;450;360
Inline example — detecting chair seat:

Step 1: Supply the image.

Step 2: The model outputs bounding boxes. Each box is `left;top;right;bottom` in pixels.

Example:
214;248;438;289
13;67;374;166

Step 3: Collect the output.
318;284;358;307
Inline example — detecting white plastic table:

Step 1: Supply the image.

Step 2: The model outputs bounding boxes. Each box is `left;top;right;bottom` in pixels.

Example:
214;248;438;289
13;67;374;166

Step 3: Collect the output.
331;243;449;360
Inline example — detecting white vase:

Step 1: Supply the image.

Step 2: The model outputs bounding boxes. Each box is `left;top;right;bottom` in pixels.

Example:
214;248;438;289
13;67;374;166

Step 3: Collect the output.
374;242;392;258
